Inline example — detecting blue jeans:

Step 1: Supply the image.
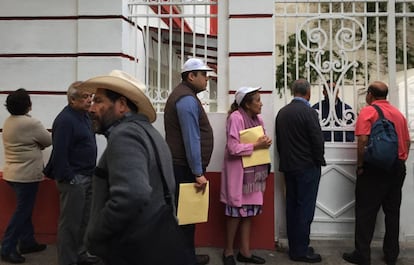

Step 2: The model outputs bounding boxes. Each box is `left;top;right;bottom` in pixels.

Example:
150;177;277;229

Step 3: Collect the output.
1;181;39;255
284;166;321;258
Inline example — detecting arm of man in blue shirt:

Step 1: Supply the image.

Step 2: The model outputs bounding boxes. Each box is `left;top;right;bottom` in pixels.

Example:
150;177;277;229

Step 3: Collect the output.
176;96;208;192
176;96;203;176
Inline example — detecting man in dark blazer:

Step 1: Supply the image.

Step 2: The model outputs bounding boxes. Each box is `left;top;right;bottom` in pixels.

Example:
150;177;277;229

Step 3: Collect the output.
275;79;326;263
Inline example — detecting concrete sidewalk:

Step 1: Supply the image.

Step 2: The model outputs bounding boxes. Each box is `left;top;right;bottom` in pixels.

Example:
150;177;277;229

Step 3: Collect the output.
1;239;414;265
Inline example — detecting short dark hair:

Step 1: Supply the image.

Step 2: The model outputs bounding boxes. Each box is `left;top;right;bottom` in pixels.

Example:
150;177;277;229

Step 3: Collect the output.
181;71;190;81
367;83;388;98
5;88;32;115
104;89;138;113
181;70;204;81
292;79;310;96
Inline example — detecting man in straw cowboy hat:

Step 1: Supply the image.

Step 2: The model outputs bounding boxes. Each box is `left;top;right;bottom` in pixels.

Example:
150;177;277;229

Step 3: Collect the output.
79;70;190;265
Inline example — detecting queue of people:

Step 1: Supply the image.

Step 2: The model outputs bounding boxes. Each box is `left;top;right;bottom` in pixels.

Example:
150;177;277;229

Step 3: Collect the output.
0;58;410;265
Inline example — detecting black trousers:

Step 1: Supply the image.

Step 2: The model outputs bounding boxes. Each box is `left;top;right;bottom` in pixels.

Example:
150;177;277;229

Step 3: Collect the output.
173;164;204;265
355;160;406;265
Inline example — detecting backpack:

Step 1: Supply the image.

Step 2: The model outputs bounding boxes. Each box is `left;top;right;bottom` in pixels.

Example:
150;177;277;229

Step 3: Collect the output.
364;104;398;170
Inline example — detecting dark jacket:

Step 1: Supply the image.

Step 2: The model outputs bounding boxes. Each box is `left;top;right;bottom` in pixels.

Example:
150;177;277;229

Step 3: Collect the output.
86;113;176;259
164;81;214;168
44;105;97;181
276;99;326;173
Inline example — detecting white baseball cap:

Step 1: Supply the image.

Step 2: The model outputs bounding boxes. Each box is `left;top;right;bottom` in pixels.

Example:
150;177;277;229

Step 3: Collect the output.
181;58;213;73
235;86;261;105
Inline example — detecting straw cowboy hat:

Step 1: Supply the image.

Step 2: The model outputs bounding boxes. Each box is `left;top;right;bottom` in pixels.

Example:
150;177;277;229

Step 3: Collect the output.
79;70;156;123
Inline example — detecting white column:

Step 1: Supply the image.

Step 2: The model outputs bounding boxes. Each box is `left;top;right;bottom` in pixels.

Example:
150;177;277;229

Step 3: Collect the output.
217;0;229;113
225;0;279;241
387;0;398;105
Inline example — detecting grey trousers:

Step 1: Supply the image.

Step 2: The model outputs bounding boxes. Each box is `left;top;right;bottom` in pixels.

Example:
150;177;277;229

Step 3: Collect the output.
56;175;92;265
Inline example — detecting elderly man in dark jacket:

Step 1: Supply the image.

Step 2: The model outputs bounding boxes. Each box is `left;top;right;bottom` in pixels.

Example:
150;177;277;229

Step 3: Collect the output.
276;79;326;263
79;70;189;265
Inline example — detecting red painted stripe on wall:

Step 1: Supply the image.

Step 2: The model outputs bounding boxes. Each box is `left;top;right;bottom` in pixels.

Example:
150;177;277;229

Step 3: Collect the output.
0;91;66;95
229;52;273;57
229;14;273;19
0;15;138;27
0;129;51;132
0;53;137;61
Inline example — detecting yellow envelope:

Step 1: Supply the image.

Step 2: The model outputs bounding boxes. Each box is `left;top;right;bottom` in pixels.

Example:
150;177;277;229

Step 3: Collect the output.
239;125;271;168
177;182;209;225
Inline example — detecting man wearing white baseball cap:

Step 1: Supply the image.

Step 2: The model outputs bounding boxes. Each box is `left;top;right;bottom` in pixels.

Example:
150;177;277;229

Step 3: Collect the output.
164;58;214;265
181;58;214;73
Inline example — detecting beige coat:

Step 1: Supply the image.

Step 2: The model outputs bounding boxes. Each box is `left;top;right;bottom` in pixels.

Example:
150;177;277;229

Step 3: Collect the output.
2;114;52;182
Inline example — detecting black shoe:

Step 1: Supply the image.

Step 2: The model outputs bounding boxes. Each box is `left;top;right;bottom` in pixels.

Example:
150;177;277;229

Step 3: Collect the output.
236;253;265;264
222;254;236;265
342;251;367;264
308;246;315;255
196;254;210;265
290;253;322;263
19;243;46;254
1;252;26;263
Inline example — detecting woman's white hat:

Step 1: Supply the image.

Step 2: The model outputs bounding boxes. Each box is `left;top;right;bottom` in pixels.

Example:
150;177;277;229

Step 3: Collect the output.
79;70;156;123
235;86;261;105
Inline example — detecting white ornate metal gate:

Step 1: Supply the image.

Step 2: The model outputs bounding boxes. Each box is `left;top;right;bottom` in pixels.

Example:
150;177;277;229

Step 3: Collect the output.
274;0;414;239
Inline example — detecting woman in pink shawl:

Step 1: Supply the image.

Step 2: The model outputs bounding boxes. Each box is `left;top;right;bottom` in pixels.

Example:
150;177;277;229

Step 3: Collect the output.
220;86;272;265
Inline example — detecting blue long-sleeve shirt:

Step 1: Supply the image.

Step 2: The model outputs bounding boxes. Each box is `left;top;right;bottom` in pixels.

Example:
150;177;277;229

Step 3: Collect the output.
176;96;203;175
44;105;97;181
